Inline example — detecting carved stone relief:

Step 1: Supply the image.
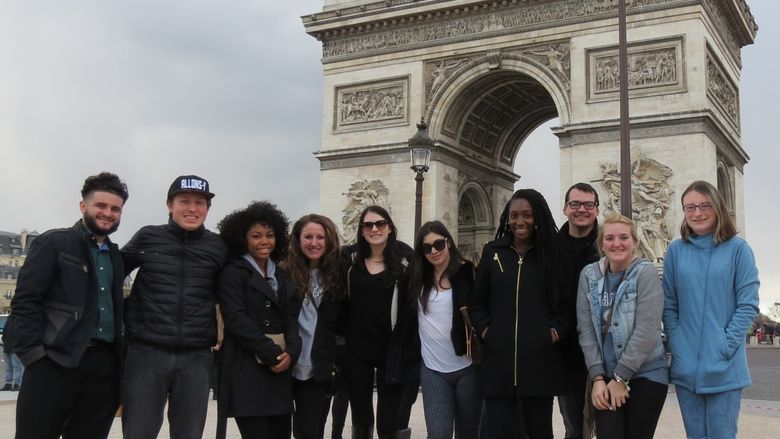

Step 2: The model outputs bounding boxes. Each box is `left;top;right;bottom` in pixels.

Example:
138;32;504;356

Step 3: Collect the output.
706;48;739;128
587;37;685;102
424;58;471;106
334;77;409;132
321;0;678;61
598;147;674;262
520;42;571;90
341;179;390;244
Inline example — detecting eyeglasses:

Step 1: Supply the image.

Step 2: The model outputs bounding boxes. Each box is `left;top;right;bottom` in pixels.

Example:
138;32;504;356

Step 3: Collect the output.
565;201;599;210
682;203;713;212
361;220;389;231
422;238;447;255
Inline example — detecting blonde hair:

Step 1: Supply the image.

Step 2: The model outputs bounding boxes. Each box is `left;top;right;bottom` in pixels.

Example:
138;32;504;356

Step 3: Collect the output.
679;180;737;244
597;212;638;256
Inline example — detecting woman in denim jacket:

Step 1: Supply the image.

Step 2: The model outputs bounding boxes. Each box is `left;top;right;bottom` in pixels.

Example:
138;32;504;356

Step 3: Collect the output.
576;213;668;439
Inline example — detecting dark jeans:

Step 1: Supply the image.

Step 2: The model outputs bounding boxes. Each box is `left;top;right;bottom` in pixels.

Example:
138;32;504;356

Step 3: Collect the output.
15;345;119;439
594;378;667;439
236;414;291;439
419;365;480;439
293;377;331;439
329;376;349;439
558;370;587;438
343;349;405;436
484;393;554;439
121;341;212;439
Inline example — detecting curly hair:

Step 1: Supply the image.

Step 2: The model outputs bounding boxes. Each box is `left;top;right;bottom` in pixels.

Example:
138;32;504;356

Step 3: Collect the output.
217;201;289;261
81;172;129;202
407;220;466;313
495;188;562;305
282;214;345;300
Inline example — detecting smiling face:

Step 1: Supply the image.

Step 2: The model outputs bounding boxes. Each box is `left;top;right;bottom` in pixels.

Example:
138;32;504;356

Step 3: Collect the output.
80;190;124;238
361;211;391;249
246;223;275;270
422;232;450;271
167;193;209;231
563;188;599;236
508;197;534;249
300;221;327;267
682;190;717;236
602;222;636;272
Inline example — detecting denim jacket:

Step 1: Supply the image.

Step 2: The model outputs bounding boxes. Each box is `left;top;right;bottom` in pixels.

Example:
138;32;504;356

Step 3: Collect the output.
577;257;666;381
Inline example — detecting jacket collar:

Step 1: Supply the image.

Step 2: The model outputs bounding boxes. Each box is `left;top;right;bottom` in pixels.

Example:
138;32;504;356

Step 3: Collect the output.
234;257;282;304
166;217;206;239
596;255;645;278
559;219;599;243
71;220;114;247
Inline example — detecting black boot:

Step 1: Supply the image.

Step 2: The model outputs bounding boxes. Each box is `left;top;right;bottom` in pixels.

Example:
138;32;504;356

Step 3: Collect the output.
351;425;373;439
394;428;412;439
11;384;20;391
0;383;12;391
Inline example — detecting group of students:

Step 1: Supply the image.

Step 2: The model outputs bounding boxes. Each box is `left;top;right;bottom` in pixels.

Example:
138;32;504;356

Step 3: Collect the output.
7;171;759;439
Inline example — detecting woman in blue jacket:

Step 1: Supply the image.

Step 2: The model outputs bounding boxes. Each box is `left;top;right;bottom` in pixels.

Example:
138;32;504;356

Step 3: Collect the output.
577;213;668;439
663;180;760;439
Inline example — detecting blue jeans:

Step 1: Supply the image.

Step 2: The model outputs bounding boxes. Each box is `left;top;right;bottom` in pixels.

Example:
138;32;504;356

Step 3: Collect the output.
420;364;480;439
676;386;742;439
4;352;24;385
121;341;213;439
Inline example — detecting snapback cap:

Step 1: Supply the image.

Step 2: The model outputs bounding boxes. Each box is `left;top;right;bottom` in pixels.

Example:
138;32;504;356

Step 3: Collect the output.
167;175;215;200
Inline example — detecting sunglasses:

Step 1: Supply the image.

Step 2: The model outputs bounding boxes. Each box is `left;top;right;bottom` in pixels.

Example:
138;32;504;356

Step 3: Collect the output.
422;238;448;255
361;220;389;231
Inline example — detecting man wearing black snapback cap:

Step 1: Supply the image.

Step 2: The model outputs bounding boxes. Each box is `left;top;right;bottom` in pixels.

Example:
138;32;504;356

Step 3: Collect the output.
121;174;227;439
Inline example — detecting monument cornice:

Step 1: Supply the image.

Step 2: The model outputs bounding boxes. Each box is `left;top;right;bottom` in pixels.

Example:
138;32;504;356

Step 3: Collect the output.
303;0;756;65
554;110;749;169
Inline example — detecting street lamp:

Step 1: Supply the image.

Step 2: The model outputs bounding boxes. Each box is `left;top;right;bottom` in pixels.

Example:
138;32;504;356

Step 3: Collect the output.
409;119;433;234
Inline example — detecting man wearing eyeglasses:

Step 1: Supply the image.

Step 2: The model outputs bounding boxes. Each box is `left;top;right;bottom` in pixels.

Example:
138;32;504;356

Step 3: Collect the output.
557;183;601;439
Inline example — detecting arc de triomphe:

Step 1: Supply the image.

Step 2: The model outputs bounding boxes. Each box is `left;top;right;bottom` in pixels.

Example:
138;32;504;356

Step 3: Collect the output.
303;0;756;259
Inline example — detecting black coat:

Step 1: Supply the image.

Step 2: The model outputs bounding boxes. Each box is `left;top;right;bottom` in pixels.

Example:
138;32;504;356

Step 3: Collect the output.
557;221;600;379
301;291;342;384
470;236;567;397
122;219;227;348
216;258;302;419
11;222;125;368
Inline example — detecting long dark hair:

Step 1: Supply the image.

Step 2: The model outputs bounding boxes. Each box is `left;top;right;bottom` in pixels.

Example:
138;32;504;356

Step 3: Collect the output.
496;189;561;305
407;221;465;314
354;205;407;286
217;201;290;261
282;214;345;300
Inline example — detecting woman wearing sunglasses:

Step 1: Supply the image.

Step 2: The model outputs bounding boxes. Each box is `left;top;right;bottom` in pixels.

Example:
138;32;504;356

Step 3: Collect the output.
406;221;480;439
341;206;417;439
663;181;759;439
469;189;573;439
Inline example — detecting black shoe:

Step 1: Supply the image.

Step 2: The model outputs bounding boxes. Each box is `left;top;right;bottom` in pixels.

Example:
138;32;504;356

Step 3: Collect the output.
0;384;11;391
11;384;20;391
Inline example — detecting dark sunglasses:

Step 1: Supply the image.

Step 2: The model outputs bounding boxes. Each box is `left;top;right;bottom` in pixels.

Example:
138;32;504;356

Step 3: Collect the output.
422;238;448;255
361;220;389;231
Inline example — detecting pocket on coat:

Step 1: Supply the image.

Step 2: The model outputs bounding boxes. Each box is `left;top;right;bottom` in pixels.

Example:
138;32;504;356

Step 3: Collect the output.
42;301;84;346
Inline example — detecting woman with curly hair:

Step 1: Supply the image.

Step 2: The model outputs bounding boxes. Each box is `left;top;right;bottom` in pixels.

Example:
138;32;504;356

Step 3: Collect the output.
281;214;345;439
406;220;480;439
342;205;417;439
469;189;573;439
215;201;301;439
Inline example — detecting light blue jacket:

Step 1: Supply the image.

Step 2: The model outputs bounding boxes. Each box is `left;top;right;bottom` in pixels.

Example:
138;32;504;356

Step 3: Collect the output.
662;234;760;393
577;257;666;381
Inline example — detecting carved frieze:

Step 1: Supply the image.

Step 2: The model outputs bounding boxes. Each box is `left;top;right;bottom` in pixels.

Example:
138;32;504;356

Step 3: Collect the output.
341;179;390;244
706;47;740;129
587;37;685;102
320;0;677;62
598;147;674;262
333;76;409;132
520;42;571;90
424;57;471;106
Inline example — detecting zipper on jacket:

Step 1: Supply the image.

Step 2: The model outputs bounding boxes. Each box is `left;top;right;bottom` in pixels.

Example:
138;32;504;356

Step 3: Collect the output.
177;231;187;344
513;250;524;387
493;253;504;272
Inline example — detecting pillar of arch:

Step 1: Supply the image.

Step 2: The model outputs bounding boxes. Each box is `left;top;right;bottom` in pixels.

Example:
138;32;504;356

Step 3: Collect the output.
304;0;757;255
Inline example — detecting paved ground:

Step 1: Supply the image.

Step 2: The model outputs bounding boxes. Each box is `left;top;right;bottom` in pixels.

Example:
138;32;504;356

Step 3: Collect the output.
1;346;779;438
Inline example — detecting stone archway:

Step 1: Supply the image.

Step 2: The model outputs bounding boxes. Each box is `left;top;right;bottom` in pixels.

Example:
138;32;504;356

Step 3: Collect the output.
458;182;494;260
304;0;757;250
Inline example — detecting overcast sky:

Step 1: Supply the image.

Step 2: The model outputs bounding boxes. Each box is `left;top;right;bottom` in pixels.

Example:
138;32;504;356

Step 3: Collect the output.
1;1;777;312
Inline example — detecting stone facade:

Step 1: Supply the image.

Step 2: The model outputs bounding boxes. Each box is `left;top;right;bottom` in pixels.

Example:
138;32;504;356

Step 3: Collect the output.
304;0;756;256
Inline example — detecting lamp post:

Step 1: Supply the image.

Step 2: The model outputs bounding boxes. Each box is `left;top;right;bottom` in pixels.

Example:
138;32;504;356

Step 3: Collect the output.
409;120;433;235
618;0;632;217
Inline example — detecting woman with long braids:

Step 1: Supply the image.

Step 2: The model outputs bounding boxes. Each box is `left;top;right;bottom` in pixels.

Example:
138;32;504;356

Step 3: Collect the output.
282;214;345;439
407;221;480;439
341;205;417;439
470;189;574;439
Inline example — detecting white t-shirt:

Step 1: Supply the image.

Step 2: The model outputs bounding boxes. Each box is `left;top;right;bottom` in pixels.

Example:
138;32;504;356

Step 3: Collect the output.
417;286;471;373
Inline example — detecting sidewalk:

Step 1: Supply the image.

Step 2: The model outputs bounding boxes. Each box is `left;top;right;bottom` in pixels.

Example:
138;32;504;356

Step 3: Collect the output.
1;389;779;438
